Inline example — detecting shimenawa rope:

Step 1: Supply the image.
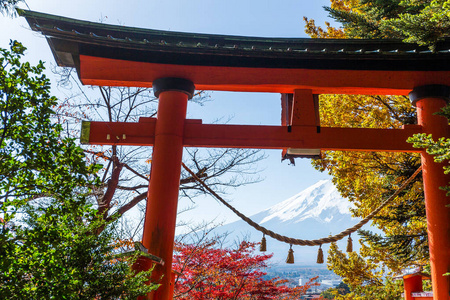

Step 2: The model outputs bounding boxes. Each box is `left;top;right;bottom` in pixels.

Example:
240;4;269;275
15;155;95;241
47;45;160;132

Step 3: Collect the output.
181;163;422;247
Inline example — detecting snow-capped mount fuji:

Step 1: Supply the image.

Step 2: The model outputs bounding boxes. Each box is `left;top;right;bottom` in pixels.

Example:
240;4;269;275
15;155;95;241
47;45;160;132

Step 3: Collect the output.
212;180;362;265
257;180;353;225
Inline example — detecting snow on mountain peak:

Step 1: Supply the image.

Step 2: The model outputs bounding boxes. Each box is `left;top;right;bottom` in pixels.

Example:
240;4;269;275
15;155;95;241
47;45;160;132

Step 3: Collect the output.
209;180;361;265
259;180;353;224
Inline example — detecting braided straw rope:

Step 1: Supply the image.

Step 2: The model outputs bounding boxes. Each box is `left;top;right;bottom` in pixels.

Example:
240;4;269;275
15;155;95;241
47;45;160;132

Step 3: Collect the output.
182;163;422;246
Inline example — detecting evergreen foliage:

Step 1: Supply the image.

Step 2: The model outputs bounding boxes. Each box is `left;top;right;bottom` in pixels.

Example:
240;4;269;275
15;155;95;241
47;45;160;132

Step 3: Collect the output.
323;0;450;47
0;41;157;299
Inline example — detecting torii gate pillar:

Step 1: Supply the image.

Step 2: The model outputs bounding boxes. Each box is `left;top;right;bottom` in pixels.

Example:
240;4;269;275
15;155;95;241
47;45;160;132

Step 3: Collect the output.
138;78;195;300
411;85;450;299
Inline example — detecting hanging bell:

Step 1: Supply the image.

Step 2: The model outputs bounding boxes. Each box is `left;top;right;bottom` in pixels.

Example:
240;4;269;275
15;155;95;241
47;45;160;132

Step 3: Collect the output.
346;234;353;253
286;244;295;264
317;245;324;264
260;234;267;252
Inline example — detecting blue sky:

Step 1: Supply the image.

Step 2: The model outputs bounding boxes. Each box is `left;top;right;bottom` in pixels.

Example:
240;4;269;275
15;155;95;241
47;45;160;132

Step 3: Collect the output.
1;0;336;227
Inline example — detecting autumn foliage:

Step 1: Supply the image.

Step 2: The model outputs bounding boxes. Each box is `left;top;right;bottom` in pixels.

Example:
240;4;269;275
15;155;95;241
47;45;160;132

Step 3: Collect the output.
173;240;318;299
301;1;450;298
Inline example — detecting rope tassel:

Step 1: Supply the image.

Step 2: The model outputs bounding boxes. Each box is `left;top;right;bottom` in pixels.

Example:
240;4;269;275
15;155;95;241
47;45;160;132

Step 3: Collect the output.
317;245;324;264
286;244;294;264
260;234;267;252
346;234;353;253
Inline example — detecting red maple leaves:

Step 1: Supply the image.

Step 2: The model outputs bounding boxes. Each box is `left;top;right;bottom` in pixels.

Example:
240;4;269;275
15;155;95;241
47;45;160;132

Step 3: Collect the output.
173;240;318;299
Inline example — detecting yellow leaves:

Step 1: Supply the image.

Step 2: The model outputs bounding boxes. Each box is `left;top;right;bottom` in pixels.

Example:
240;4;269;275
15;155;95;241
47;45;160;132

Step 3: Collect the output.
112;238;135;251
313;89;425;288
319;94;412;130
331;0;368;16
303;17;346;39
304;0;371;39
331;0;350;11
315;93;421;221
327;242;383;288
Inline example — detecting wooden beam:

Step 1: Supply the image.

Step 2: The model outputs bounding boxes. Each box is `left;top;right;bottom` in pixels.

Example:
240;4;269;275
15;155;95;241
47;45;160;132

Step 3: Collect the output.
82;119;423;152
183;124;422;152
291;89;319;126
81;118;156;146
79;55;450;95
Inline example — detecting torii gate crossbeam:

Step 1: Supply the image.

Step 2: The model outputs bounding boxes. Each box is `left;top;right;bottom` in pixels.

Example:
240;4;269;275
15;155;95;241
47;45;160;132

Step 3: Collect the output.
82;119;423;152
20;10;450;300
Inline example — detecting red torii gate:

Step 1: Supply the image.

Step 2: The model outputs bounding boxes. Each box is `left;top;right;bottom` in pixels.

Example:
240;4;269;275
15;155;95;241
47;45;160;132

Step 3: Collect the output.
21;10;450;300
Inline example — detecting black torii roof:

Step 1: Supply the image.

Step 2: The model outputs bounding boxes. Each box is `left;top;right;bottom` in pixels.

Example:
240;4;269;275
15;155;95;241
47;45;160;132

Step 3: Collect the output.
18;9;450;72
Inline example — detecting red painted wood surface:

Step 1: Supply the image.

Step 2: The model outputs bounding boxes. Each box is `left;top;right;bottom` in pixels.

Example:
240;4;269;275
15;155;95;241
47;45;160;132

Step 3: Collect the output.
404;274;425;300
140;91;189;300
79;55;450;95
416;97;450;300
85;119;423;152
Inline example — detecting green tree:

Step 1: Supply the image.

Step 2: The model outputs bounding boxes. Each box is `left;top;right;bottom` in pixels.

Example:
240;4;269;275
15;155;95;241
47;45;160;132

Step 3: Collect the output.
322;0;450;47
0;41;157;299
1;195;157;299
0;40;93;211
382;0;450;47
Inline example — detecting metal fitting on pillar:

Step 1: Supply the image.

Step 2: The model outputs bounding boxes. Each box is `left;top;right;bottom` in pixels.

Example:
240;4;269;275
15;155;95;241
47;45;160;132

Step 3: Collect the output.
153;77;196;99
409;85;450;106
